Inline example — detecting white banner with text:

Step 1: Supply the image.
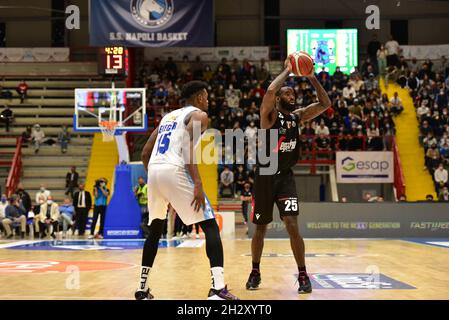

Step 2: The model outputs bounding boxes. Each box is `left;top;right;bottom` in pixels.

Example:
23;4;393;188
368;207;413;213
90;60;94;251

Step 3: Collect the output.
336;152;394;183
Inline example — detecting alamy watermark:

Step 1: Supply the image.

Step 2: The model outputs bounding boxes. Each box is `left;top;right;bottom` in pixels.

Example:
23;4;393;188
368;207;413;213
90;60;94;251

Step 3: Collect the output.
156;120;282;175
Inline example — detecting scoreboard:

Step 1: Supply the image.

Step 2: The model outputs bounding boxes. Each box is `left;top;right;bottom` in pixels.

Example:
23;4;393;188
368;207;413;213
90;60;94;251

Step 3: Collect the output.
98;46;128;76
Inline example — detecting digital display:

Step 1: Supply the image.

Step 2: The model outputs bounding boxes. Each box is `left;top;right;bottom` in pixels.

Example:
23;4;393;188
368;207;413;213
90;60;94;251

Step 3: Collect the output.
287;29;358;75
99;46;128;76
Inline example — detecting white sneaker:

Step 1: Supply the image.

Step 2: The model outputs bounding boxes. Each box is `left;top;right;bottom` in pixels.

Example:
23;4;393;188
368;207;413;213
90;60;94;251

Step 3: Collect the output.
181;234;188;239
88;235;94;239
195;234;200;239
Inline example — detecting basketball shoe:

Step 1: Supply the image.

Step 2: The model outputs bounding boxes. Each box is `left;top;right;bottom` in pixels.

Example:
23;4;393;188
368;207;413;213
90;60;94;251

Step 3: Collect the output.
245;270;261;290
207;285;239;300
297;271;312;294
135;289;154;300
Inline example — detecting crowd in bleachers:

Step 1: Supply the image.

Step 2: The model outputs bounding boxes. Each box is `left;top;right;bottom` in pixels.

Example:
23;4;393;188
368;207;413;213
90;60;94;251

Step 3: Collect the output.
137;52;402;200
404;55;449;200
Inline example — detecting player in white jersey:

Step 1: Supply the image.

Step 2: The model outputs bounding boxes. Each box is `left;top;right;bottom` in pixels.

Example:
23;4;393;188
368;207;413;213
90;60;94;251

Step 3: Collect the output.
135;81;239;300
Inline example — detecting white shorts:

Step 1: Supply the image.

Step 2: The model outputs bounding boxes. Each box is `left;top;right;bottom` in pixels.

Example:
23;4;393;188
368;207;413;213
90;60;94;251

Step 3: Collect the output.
147;163;215;226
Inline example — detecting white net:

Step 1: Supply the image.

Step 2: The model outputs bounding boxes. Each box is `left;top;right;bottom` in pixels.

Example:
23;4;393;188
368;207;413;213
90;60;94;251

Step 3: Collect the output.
100;121;118;142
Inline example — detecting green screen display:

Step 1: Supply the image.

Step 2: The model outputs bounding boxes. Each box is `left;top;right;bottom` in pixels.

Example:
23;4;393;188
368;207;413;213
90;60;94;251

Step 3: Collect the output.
287;29;358;75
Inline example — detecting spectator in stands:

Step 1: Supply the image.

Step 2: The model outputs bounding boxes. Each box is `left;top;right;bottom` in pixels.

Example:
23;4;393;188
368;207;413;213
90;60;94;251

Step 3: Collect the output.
367;124;383;151
89;178;109;239
65;166;79;198
31;124;45;154
367;34;381;69
317;67;331;90
240;182;252;225
439;142;449;165
364;73;379;91
409;57;420;74
244;121;257;141
0;86;13;99
364;193;372;202
16;80;28;104
2;194;27;239
0;194;7;236
234;165;247;196
21;126;32;146
219;166;234;198
377;44;388;77
225;83;241;108
73;183;91;237
426;143;440;172
58;198;74;238
0;105;13;132
316;133;331;158
315;121;330;136
406;72;420;95
16;183;32;214
434;163;448;192
390;92;404;116
342;83;356;99
58;125;71;154
439;187;449;202
37;196;59;239
385;65;399;88
134;176;149;238
385;35;400;67
35;184;51;204
32;195;45;238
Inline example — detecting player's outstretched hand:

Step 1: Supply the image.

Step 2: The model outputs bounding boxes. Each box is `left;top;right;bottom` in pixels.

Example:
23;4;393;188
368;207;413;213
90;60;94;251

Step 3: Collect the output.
284;57;293;73
191;184;206;212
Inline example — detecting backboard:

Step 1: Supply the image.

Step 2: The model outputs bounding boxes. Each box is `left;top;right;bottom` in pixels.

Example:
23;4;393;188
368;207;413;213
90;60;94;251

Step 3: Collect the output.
73;88;147;134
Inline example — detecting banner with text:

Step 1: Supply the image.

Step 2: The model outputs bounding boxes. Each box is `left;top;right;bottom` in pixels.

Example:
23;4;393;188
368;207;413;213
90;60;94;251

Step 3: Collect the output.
336;151;394;183
401;45;449;60
144;46;270;61
89;0;213;47
0;48;69;62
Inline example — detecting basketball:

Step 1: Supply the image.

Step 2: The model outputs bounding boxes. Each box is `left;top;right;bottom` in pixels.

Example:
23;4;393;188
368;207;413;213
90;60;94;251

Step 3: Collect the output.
289;51;314;76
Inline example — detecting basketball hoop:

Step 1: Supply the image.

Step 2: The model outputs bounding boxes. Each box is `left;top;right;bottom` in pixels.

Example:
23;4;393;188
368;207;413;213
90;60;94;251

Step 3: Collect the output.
99;120;118;142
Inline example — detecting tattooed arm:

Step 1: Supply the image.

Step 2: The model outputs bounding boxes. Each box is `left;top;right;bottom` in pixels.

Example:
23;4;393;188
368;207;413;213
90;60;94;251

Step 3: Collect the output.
260;58;293;129
293;75;332;122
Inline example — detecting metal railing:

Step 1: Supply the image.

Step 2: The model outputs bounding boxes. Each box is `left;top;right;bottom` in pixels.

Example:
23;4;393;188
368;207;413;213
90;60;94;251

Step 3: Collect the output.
5;137;23;197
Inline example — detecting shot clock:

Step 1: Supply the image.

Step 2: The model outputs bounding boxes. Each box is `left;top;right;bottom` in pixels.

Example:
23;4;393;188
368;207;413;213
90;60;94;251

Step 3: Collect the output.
99;46;128;76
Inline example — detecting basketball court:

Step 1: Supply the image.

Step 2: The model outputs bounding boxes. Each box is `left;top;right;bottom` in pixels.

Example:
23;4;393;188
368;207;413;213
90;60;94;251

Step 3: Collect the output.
1;233;449;300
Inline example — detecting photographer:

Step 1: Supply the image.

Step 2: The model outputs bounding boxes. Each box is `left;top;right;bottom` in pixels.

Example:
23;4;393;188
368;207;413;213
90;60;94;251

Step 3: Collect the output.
134;176;149;238
89;178;109;239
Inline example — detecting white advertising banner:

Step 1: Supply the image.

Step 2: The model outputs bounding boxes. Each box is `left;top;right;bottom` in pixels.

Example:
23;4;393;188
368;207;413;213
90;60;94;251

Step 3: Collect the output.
0;48;70;62
144;47;269;62
336;152;394;183
401;45;449;60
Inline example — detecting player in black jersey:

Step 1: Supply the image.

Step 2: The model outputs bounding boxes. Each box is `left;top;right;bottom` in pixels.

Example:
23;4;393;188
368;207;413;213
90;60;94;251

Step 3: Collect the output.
246;55;331;294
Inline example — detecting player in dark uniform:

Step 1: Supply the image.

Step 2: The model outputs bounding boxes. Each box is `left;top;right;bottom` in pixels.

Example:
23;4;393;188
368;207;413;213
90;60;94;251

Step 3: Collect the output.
246;55;331;293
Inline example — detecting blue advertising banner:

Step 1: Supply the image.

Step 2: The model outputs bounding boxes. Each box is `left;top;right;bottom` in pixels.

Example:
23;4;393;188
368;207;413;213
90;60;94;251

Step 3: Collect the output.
89;0;214;47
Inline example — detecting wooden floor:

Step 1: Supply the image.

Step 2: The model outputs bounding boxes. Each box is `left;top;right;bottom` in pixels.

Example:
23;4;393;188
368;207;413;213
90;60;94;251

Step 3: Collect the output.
1;236;449;300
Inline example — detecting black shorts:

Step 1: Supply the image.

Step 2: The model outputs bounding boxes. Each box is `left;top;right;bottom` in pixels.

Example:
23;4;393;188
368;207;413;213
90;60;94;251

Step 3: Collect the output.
251;168;299;225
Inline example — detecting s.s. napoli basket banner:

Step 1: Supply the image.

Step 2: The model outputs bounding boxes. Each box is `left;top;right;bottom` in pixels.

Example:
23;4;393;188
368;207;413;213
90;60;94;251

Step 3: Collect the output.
89;0;213;47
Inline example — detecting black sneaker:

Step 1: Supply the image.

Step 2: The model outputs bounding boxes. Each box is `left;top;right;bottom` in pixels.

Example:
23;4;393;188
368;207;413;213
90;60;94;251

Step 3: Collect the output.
135;289;154;300
245;270;261;290
207;285;239;300
297;272;312;294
